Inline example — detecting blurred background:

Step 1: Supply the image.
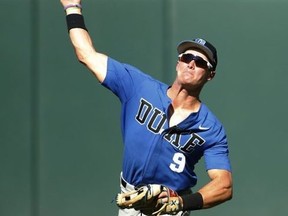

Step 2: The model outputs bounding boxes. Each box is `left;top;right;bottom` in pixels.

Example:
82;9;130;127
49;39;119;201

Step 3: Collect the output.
1;0;287;215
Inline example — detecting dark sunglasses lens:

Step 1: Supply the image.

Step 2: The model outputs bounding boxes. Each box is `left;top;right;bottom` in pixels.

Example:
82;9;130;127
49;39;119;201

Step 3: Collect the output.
180;54;193;64
194;57;208;68
180;54;208;69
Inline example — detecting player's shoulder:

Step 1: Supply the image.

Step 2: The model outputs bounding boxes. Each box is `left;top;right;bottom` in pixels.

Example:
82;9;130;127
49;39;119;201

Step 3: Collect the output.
108;57;160;81
199;103;224;129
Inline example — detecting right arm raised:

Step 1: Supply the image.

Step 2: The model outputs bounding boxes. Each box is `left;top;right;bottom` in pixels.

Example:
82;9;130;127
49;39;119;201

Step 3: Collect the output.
61;0;108;83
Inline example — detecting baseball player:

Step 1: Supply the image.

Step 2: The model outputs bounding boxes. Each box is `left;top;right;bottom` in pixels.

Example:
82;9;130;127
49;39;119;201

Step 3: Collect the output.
60;0;233;215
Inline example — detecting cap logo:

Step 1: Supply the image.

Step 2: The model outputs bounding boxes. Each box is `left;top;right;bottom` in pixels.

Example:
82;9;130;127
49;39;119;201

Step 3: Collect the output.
195;38;206;45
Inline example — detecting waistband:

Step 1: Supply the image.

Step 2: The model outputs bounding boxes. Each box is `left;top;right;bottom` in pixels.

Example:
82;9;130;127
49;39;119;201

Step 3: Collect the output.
120;174;192;196
120;173;136;190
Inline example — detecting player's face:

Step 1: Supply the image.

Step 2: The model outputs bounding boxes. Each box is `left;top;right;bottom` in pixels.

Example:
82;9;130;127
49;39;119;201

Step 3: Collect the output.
175;50;215;89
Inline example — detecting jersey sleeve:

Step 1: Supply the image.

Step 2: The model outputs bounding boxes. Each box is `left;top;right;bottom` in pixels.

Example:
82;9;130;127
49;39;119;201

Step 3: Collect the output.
101;57;148;103
203;125;232;172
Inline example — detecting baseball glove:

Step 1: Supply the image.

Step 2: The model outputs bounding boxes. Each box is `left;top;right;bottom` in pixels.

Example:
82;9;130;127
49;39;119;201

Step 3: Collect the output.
116;184;182;215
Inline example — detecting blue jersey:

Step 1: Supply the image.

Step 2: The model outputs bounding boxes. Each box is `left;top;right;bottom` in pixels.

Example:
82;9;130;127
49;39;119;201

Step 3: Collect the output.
102;57;231;191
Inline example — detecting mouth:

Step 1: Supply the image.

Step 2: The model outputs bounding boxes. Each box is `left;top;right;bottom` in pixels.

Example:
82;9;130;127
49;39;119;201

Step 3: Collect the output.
183;70;194;76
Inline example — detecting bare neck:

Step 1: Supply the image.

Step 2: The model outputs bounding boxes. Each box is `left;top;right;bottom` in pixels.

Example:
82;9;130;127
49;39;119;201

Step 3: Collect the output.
167;85;201;126
167;84;201;111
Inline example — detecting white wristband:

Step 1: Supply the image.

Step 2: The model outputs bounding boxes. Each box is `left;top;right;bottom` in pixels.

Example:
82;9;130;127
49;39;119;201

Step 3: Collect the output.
64;3;82;11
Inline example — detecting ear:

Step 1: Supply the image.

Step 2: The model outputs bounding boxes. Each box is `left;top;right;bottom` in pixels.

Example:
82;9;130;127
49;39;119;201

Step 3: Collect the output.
176;60;181;70
207;71;216;81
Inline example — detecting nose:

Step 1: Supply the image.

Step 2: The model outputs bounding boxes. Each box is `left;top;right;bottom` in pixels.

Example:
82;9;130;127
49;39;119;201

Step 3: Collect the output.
187;59;196;69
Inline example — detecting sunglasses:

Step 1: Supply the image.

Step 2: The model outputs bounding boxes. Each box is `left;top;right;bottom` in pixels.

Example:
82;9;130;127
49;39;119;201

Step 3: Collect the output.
178;53;213;70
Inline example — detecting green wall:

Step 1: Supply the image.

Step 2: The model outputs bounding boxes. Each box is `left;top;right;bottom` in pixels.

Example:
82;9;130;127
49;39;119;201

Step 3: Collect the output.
1;0;287;215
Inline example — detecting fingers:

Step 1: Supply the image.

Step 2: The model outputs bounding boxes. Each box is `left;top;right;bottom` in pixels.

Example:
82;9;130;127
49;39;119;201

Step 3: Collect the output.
158;191;168;198
157;197;168;204
157;191;169;205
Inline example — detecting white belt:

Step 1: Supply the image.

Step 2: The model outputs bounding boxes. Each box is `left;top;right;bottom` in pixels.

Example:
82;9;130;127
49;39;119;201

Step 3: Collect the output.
120;173;136;190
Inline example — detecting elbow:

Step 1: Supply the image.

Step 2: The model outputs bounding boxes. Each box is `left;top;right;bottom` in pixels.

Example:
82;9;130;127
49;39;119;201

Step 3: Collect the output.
223;172;233;202
75;47;95;65
214;185;233;207
226;187;233;201
223;182;233;202
77;58;86;66
76;51;88;65
217;178;233;204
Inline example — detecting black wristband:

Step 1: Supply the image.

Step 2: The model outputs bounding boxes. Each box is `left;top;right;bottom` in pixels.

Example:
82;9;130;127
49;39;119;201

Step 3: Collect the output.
181;192;204;211
66;14;87;32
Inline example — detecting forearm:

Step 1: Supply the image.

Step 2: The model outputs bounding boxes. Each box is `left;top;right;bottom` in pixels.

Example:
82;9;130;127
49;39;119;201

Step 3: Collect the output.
180;169;232;211
65;7;95;65
198;170;233;208
60;1;107;82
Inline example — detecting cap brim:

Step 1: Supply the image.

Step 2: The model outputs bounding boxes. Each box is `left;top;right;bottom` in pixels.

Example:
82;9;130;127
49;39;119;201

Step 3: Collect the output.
177;40;214;65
